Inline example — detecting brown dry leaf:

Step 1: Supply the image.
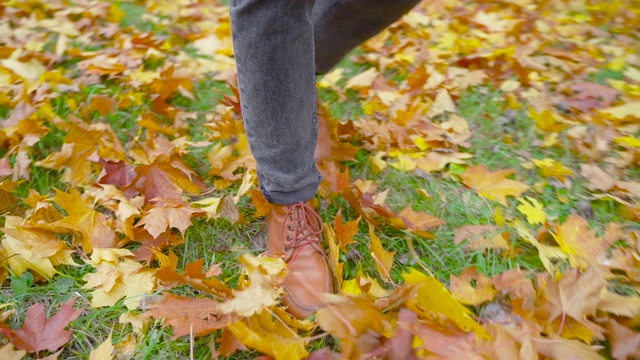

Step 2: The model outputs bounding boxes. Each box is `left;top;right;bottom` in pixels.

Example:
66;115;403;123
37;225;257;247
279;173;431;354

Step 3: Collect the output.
462;165;529;206
450;267;497;306
608;319;640;360
491;269;536;309
0;297;83;353
391;206;445;236
409;320;485;360
317;293;391;358
145;293;228;339
156;258;232;299
533;337;603;360
454;225;509;251
0;343;26;360
89;95;116;116
535;266;607;340
250;188;271;217
333;209;360;250
215;328;247;357
426;88;457;117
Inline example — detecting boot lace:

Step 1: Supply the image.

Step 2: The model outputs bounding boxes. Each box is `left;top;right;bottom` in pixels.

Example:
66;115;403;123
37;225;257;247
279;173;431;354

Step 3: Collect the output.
282;202;324;263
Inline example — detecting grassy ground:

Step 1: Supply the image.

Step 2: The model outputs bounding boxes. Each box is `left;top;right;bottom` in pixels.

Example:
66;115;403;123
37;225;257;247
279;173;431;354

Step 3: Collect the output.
1;0;639;359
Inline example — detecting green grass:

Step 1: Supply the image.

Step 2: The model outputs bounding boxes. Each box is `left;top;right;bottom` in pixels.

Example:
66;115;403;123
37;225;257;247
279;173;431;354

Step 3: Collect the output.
1;3;637;359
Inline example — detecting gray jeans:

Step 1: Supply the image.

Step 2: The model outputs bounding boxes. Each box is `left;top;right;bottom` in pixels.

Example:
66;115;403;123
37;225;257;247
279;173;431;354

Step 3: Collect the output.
230;0;420;204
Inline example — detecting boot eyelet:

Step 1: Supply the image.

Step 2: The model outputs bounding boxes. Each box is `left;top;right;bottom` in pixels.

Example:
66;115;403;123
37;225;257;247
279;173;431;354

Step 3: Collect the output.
287;224;293;231
286;235;292;241
288;215;293;221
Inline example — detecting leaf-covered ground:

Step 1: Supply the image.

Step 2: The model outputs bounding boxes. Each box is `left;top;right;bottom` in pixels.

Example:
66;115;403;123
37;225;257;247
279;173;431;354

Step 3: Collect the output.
0;0;639;359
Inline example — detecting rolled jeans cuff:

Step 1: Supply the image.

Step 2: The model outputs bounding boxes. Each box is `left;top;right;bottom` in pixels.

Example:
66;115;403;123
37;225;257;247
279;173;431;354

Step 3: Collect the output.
261;177;321;205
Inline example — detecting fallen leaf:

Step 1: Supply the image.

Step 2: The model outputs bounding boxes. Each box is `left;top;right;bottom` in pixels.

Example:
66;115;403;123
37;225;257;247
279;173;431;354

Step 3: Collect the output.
450;267;497;306
0;343;26;360
517;197;546;225
599;102;640;122
50;189;116;253
333;210;360;250
0;297;83;353
369;223;396;283
551;215;613;270
228;310;308;360
403;268;489;339
535;266;607;340
145;293;227;339
608;319;640;360
454;225;509;251
515;222;566;273
345;67;379;90
426;89;457;117
532;158;574;182
462;165;529;206
89;332;114;360
83;248;156;310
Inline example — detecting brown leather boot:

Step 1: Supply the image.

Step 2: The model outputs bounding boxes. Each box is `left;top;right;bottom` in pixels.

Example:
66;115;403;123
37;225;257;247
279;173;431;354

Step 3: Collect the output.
266;201;334;319
314;99;332;163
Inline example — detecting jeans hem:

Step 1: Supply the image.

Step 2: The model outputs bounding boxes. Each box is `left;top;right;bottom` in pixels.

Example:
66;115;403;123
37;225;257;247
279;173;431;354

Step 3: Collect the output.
263;179;320;205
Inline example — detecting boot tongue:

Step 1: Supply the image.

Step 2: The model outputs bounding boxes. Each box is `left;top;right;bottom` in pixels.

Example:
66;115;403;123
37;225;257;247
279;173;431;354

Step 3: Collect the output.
285;203;324;263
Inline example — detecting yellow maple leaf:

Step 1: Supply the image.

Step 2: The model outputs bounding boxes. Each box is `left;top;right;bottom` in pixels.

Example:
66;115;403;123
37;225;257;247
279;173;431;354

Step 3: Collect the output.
228;311;308;360
323;225;344;290
613;136;640;148
218;254;285;317
532;158;574;182
599;101;640;122
528;108;568;132
515;222;566;273
389;154;417;172
461;165;529;206
426;88;457;117
89;332;114;360
551;215;613;270
404;268;489;339
369;223;396;283
517;197;547;225
345;67;379;90
0;216;76;280
83;249;156;310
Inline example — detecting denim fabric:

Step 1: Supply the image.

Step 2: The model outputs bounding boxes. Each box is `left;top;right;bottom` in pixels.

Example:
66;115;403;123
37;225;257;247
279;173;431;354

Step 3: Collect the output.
230;0;420;204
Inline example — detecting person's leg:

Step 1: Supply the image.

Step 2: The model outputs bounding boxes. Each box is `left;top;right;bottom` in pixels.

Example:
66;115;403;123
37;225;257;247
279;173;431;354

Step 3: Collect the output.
312;0;422;74
310;0;422;162
229;0;332;320
230;0;321;205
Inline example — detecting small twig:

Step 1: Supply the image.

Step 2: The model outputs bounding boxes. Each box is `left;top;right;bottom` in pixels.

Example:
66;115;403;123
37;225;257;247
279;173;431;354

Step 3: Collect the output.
557;311;566;336
264;307;298;338
190;323;195;360
371;251;398;289
306;331;329;343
